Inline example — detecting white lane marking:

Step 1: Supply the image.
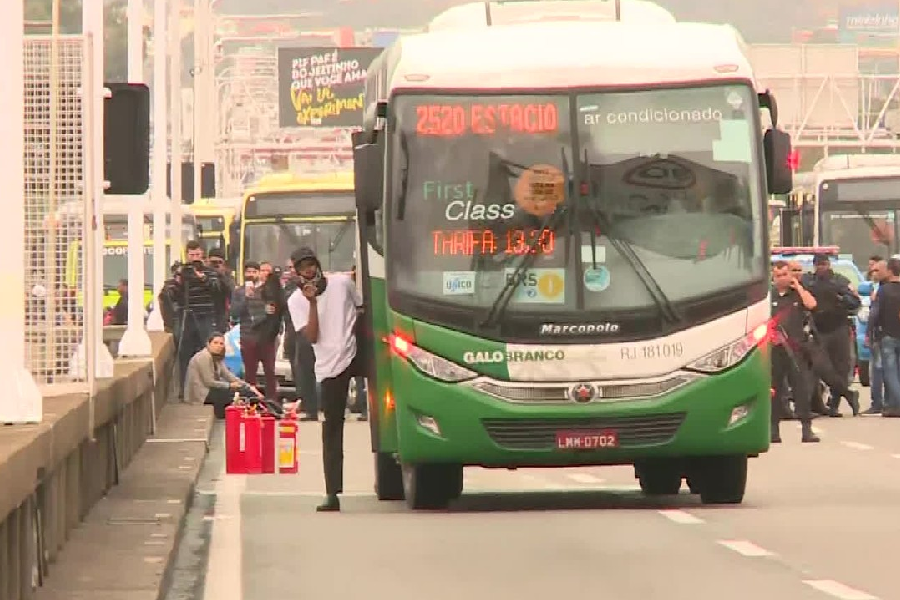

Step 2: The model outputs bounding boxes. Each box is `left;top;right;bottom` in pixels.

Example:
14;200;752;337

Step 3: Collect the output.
840;441;874;451
658;509;703;525
238;491;374;498
203;472;247;600
567;473;605;485
890;453;900;460
803;580;878;600
717;540;773;557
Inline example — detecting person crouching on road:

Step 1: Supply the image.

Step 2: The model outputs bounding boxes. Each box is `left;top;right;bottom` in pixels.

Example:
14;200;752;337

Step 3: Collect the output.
287;247;361;513
770;261;821;444
185;332;263;418
231;261;284;401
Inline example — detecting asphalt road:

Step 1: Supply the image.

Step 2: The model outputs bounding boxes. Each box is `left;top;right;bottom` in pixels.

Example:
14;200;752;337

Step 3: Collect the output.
164;387;897;600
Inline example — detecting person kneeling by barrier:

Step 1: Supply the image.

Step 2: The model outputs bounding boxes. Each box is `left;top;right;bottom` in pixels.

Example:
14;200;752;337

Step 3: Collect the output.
185;332;274;418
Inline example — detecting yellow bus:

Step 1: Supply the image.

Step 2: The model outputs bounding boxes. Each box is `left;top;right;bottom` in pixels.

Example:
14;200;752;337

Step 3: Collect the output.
65;239;175;309
52;198;198;309
237;172;357;282
188;197;242;266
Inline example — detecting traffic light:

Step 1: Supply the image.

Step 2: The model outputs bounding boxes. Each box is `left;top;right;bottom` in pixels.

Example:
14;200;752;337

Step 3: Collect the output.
166;161;216;203
787;149;801;172
103;83;150;195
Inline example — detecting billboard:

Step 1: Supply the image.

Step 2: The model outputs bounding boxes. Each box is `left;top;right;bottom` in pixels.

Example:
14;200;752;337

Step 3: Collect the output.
838;2;899;47
277;46;380;128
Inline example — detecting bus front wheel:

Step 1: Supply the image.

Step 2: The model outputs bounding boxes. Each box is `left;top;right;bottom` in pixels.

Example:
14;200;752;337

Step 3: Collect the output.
374;452;404;501
691;455;748;505
635;460;683;495
401;463;463;510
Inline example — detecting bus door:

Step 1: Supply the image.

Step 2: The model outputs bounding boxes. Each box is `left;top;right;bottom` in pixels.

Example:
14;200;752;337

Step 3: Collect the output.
351;131;386;452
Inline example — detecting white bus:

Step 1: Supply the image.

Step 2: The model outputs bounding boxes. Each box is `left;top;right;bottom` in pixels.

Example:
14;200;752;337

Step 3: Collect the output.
808;154;900;271
426;0;675;30
354;15;795;508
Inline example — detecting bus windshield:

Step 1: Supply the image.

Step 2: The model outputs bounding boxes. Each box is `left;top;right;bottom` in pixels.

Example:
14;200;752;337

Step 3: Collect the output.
243;220;356;273
387;86;765;328
820;209;895;272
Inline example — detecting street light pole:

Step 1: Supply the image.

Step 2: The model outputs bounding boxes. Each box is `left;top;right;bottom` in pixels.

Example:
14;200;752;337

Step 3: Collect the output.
82;0;115;379
118;0;153;357
148;0;169;332
0;0;41;423
170;0;184;259
193;0;207;204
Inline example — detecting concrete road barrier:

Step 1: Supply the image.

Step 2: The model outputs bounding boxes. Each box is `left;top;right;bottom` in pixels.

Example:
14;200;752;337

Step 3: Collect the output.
0;331;200;600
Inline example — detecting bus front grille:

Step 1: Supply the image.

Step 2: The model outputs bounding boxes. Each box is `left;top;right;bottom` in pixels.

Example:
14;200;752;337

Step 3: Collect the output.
481;413;686;450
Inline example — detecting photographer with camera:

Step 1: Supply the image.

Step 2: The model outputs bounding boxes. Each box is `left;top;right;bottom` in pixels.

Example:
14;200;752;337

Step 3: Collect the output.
158;240;230;399
230;260;284;402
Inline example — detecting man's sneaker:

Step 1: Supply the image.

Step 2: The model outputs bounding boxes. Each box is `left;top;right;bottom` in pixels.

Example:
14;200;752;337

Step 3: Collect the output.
316;495;341;512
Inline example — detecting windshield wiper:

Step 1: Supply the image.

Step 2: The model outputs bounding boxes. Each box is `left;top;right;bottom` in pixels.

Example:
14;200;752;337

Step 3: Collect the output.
396;133;410;220
328;218;354;265
581;150;681;324
480;151;572;329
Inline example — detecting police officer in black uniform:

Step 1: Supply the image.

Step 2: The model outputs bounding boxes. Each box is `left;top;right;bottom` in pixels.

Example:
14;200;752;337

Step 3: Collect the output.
770;260;821;443
802;253;861;417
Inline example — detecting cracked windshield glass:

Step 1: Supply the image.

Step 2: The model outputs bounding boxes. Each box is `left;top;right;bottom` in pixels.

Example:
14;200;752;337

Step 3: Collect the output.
26;1;897;600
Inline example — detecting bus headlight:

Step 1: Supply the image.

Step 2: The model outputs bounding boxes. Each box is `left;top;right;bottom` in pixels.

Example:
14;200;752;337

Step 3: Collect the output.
686;324;768;374
389;334;477;383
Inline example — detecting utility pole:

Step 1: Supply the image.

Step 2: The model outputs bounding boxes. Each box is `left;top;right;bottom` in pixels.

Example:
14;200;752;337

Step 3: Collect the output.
118;0;153;357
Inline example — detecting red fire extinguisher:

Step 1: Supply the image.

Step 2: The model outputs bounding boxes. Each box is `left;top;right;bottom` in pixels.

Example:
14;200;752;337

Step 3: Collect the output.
277;409;299;474
225;395;264;474
260;413;276;474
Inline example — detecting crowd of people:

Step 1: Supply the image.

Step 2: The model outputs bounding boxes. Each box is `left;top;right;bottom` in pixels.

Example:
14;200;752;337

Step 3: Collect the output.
768;251;900;444
158;241;366;432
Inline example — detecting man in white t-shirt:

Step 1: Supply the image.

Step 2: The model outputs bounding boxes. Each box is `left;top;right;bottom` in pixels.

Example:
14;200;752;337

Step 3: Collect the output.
287;247;360;512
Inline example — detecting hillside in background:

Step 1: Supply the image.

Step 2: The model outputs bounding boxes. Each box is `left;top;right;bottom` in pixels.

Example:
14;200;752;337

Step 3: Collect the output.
215;0;854;42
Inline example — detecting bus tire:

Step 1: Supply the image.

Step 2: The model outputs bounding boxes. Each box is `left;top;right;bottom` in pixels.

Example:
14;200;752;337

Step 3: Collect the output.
635;460;683;496
696;455;747;505
401;463;462;510
374;452;404;501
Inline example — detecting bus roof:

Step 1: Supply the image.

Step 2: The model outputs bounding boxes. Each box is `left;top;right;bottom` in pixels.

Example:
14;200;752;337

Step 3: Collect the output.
374;21;754;94
812;154;900;183
52;197;196;220
427;0;675;31
188;197;242;216
243;171;355;197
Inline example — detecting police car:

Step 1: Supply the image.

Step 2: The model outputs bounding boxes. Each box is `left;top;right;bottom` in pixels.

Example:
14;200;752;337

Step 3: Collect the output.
770;246;869;386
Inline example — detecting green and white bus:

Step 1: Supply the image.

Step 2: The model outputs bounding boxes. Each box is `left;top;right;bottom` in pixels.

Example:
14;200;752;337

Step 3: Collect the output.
352;13;794;509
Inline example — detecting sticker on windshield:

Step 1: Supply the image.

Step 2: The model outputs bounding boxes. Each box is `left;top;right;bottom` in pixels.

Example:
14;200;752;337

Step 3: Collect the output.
514;164;565;217
442;271;475;295
712;119;753;164
583;266;611;292
580;244;606;263
504;268;565;304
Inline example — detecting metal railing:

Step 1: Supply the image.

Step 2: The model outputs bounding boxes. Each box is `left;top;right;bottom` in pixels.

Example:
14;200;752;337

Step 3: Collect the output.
757;73;900;151
23;35;91;386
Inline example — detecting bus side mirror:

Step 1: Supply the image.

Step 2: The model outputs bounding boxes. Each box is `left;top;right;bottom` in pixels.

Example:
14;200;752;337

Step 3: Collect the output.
352;132;384;213
858;282;873;297
763;128;793;195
